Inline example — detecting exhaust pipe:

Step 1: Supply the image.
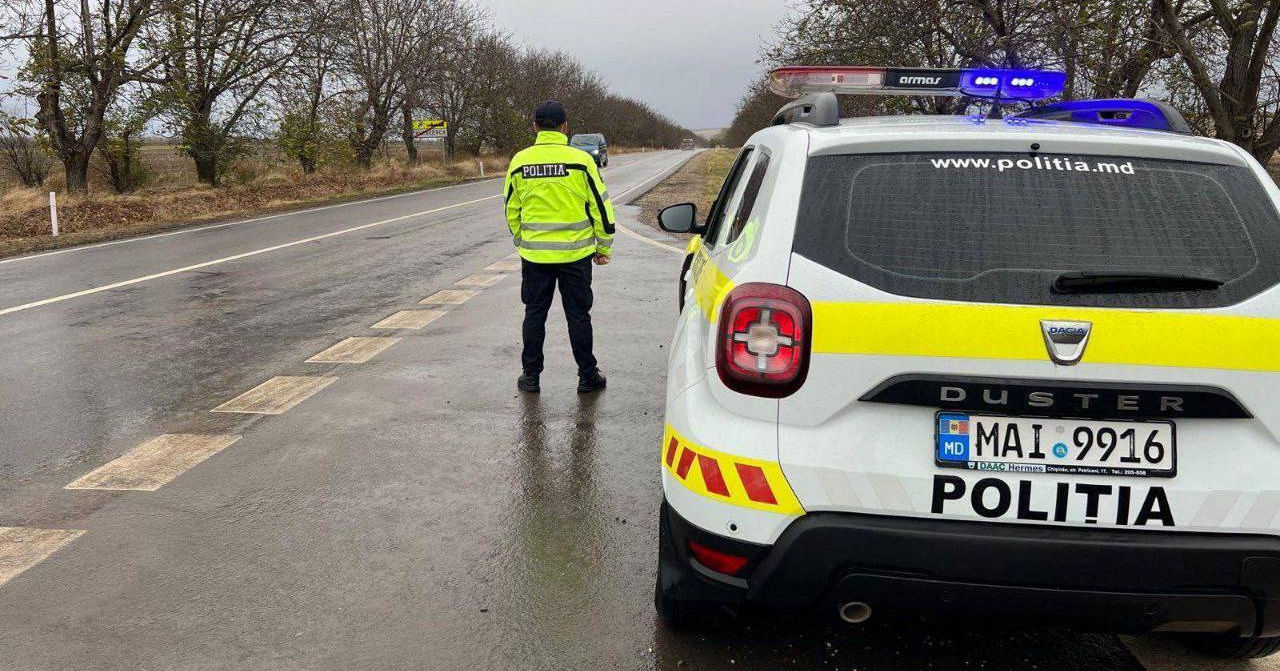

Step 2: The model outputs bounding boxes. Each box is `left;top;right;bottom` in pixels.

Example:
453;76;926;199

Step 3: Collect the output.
837;601;872;624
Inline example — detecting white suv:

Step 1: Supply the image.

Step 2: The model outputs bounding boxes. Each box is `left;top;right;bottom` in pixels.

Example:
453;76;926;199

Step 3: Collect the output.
653;66;1280;660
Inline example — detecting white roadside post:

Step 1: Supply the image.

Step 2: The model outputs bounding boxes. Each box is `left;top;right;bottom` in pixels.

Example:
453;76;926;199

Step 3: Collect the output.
48;191;59;237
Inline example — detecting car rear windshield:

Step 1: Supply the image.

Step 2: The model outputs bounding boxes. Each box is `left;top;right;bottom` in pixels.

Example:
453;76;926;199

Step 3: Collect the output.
792;152;1280;308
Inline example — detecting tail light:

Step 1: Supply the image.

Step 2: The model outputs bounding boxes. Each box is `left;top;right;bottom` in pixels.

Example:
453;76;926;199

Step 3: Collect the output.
715;283;812;398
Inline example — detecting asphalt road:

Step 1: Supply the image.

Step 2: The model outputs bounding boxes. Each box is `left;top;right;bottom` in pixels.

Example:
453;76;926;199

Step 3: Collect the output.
0;151;674;486
0;148;1257;670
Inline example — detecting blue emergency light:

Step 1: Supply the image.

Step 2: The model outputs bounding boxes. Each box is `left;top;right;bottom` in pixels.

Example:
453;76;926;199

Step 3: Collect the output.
768;65;1067;101
959;68;1067;101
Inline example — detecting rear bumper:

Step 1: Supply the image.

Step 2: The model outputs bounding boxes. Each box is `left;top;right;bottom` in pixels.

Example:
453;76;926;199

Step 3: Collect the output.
662;500;1280;636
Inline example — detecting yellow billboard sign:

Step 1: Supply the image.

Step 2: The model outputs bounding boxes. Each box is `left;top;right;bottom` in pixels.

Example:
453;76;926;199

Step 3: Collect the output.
412;119;447;134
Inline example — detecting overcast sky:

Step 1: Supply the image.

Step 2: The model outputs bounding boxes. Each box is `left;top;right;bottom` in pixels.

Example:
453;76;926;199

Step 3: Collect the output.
482;0;790;130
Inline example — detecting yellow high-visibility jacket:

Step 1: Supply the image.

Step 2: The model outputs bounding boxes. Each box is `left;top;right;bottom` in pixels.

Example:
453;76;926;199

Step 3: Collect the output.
504;131;615;264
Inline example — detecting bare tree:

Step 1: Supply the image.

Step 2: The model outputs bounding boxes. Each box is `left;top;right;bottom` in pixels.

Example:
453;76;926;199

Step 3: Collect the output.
763;0;1189;112
424;23;499;160
336;0;468;168
461;34;524;154
98;84;159;192
398;96;419;163
1;0;163;192
1156;0;1280;162
748;0;1280;163
937;0;1056;68
1041;0;1218;100
0;2;36;41
401;1;484;163
272;0;344;173
507;50;604;129
766;0;1005;115
149;0;304;185
488;48;691;151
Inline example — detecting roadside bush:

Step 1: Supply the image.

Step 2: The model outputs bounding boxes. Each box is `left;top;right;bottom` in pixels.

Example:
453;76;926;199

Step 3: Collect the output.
225;155;289;187
0;127;53;188
278;105;359;172
100;134;150;193
278;110;324;174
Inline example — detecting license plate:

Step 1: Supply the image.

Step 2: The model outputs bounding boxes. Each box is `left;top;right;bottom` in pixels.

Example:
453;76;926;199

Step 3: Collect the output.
935;412;1176;478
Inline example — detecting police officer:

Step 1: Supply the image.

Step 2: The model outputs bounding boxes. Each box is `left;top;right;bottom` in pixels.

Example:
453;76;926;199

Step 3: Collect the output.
504;100;614;394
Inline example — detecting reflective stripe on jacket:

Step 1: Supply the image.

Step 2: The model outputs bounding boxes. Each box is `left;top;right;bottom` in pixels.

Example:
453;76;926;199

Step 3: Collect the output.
504;131;615;264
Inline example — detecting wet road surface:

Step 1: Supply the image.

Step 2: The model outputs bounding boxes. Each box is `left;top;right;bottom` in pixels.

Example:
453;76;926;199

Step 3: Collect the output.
0;151;673;486
0;150;1256;669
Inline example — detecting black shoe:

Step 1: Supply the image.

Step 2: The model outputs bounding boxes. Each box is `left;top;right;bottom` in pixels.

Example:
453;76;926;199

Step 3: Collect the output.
577;369;607;394
518;373;540;393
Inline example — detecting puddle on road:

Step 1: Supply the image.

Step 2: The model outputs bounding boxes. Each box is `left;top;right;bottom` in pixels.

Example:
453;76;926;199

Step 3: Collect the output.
465;390;1143;670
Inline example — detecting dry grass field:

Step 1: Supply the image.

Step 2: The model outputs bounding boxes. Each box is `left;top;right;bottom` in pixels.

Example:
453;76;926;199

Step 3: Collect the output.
0;140;652;258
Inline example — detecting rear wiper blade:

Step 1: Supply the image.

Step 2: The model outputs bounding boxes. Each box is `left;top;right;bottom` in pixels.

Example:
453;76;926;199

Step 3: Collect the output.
1052;271;1224;294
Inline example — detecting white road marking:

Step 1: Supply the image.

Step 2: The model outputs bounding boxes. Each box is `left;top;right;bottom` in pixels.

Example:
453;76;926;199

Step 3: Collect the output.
0;151;685;320
306;336;401;364
617;225;684;254
420;289;479;305
65;434;242;491
0;527;85;587
0;150;685;596
608;153;698;255
0;195;500;318
483;259;521;272
372;309;447;330
615;154;693;201
455;273;506;288
212;376;337;414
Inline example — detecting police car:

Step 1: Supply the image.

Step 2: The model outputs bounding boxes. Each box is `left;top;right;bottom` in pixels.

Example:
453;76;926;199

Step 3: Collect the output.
653;65;1280;659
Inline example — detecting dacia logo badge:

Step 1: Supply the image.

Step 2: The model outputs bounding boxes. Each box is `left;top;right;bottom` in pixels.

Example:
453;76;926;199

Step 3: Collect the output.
1040;320;1092;365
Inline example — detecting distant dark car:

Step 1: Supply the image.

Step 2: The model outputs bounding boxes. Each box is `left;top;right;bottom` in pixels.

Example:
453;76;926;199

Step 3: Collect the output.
680;138;695;150
570;133;608;167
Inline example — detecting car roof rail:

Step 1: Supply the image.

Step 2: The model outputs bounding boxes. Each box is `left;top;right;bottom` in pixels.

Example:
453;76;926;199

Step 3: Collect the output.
1014;99;1192;134
771;92;839;128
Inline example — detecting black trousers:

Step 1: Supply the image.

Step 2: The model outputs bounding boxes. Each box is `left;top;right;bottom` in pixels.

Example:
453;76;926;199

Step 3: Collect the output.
521;256;598;377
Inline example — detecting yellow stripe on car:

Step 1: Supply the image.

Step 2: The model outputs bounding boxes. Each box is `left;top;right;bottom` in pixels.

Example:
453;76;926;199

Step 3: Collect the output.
662;425;804;515
811;302;1280;372
691;248;734;317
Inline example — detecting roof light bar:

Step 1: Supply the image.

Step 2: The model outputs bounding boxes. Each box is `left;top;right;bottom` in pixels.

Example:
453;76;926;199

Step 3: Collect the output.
767;65;1066;101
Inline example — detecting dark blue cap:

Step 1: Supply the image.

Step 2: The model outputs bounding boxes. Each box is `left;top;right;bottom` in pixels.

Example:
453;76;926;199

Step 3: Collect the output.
534;100;567;128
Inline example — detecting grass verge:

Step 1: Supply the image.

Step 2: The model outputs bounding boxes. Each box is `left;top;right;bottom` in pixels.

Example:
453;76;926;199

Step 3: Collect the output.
0;158;508;259
0;146;656;260
630;148;736;241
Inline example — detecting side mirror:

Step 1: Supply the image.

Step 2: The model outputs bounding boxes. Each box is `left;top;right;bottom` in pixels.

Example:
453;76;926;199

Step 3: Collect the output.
658;202;699;234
